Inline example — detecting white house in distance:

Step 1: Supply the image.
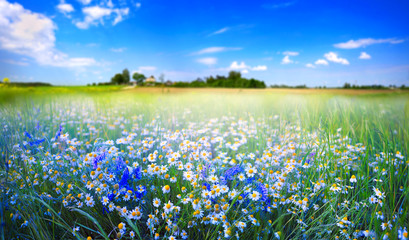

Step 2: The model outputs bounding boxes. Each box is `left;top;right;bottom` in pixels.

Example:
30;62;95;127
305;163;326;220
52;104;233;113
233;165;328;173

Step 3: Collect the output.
145;76;156;84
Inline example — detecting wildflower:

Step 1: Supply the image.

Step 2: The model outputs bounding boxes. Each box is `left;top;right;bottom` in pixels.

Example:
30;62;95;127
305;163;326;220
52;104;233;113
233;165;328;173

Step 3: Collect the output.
398;227;408;240
224;165;243;180
163;200;174;214
162;185;171;193
181;230;188;239
72;226;80;236
85;194;95;207
153;198;161;207
249;190;261;201
350;175;357;183
235;221;246;232
367;195;377;204
245;165;257;178
373;187;385;199
381;221;392;231
101;196;109;206
330;183;341;192
208;175;219;183
118;222;126;234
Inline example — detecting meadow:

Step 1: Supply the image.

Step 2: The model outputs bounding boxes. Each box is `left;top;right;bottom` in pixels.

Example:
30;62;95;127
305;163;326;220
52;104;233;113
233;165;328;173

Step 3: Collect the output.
0;86;408;240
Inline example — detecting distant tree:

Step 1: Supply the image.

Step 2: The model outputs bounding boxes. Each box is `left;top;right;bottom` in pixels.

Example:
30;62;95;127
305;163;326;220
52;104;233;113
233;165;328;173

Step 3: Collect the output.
206;76;215;85
159;74;165;85
228;71;241;80
3;77;10;84
111;73;125;85
122;68;130;84
132;72;146;85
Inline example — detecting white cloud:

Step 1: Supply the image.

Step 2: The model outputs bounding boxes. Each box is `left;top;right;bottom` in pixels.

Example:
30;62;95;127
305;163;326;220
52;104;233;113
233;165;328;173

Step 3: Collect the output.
305;63;315;68
209;27;229;36
193;46;242;55
75;5;129;29
226;61;267;72
135;2;141;8
334;38;404;49
324;52;349;65
110;47;126;52
112;8;129;25
1;59;29;66
57;1;74;14
251;65;267;71
315;59;328;65
197;57;217;65
137;66;156;72
283;51;299;56
77;0;92;5
0;0;96;67
281;55;293;64
359;52;371;60
63;57;96;67
230;61;249;70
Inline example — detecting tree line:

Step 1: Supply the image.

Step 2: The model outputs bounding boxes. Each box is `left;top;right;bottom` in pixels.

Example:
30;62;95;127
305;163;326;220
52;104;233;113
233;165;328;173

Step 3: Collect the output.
172;71;266;88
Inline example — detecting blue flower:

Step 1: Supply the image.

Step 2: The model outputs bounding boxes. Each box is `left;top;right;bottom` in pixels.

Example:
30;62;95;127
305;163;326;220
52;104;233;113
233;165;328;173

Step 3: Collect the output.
224;165;243;180
28;138;45;146
93;151;106;169
108;192;115;201
24;131;33;139
132;166;142;181
119;168;130;188
115;156;126;173
55;125;62;140
257;182;268;202
202;182;211;190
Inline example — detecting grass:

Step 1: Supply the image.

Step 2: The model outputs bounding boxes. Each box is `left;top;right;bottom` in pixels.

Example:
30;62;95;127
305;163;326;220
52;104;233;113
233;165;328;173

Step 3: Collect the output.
0;86;408;240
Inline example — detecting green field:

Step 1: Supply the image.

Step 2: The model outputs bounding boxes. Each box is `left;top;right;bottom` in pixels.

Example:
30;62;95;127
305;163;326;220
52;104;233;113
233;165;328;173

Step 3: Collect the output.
1;86;408;240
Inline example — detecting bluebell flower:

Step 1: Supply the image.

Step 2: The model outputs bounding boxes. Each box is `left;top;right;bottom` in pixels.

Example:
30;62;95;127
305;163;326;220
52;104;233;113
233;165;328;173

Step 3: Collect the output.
246;177;255;185
28;138;45;147
135;185;146;199
108;192;115;201
102;207;108;215
133;166;142;181
115;156;126;173
202;182;211;190
55;125;62;140
224;165;243;180
93;151;106;169
257;182;268;202
24;131;33;139
119;168;130;188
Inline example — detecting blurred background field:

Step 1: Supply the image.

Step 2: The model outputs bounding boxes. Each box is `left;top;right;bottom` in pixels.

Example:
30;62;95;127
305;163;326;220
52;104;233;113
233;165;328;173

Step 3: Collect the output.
1;86;409;156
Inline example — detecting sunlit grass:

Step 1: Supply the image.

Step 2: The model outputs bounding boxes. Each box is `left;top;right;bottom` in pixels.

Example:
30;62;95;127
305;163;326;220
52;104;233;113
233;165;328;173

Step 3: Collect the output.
0;87;408;239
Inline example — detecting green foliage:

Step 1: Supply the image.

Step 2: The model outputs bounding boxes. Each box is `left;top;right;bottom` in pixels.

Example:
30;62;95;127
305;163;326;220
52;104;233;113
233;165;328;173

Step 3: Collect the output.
341;82;407;89
172;71;266;88
111;73;125;85
122;68;130;84
132;72;146;85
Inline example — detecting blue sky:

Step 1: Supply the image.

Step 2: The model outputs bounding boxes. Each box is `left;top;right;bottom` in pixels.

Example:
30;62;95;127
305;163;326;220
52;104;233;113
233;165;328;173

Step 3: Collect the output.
0;0;408;86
